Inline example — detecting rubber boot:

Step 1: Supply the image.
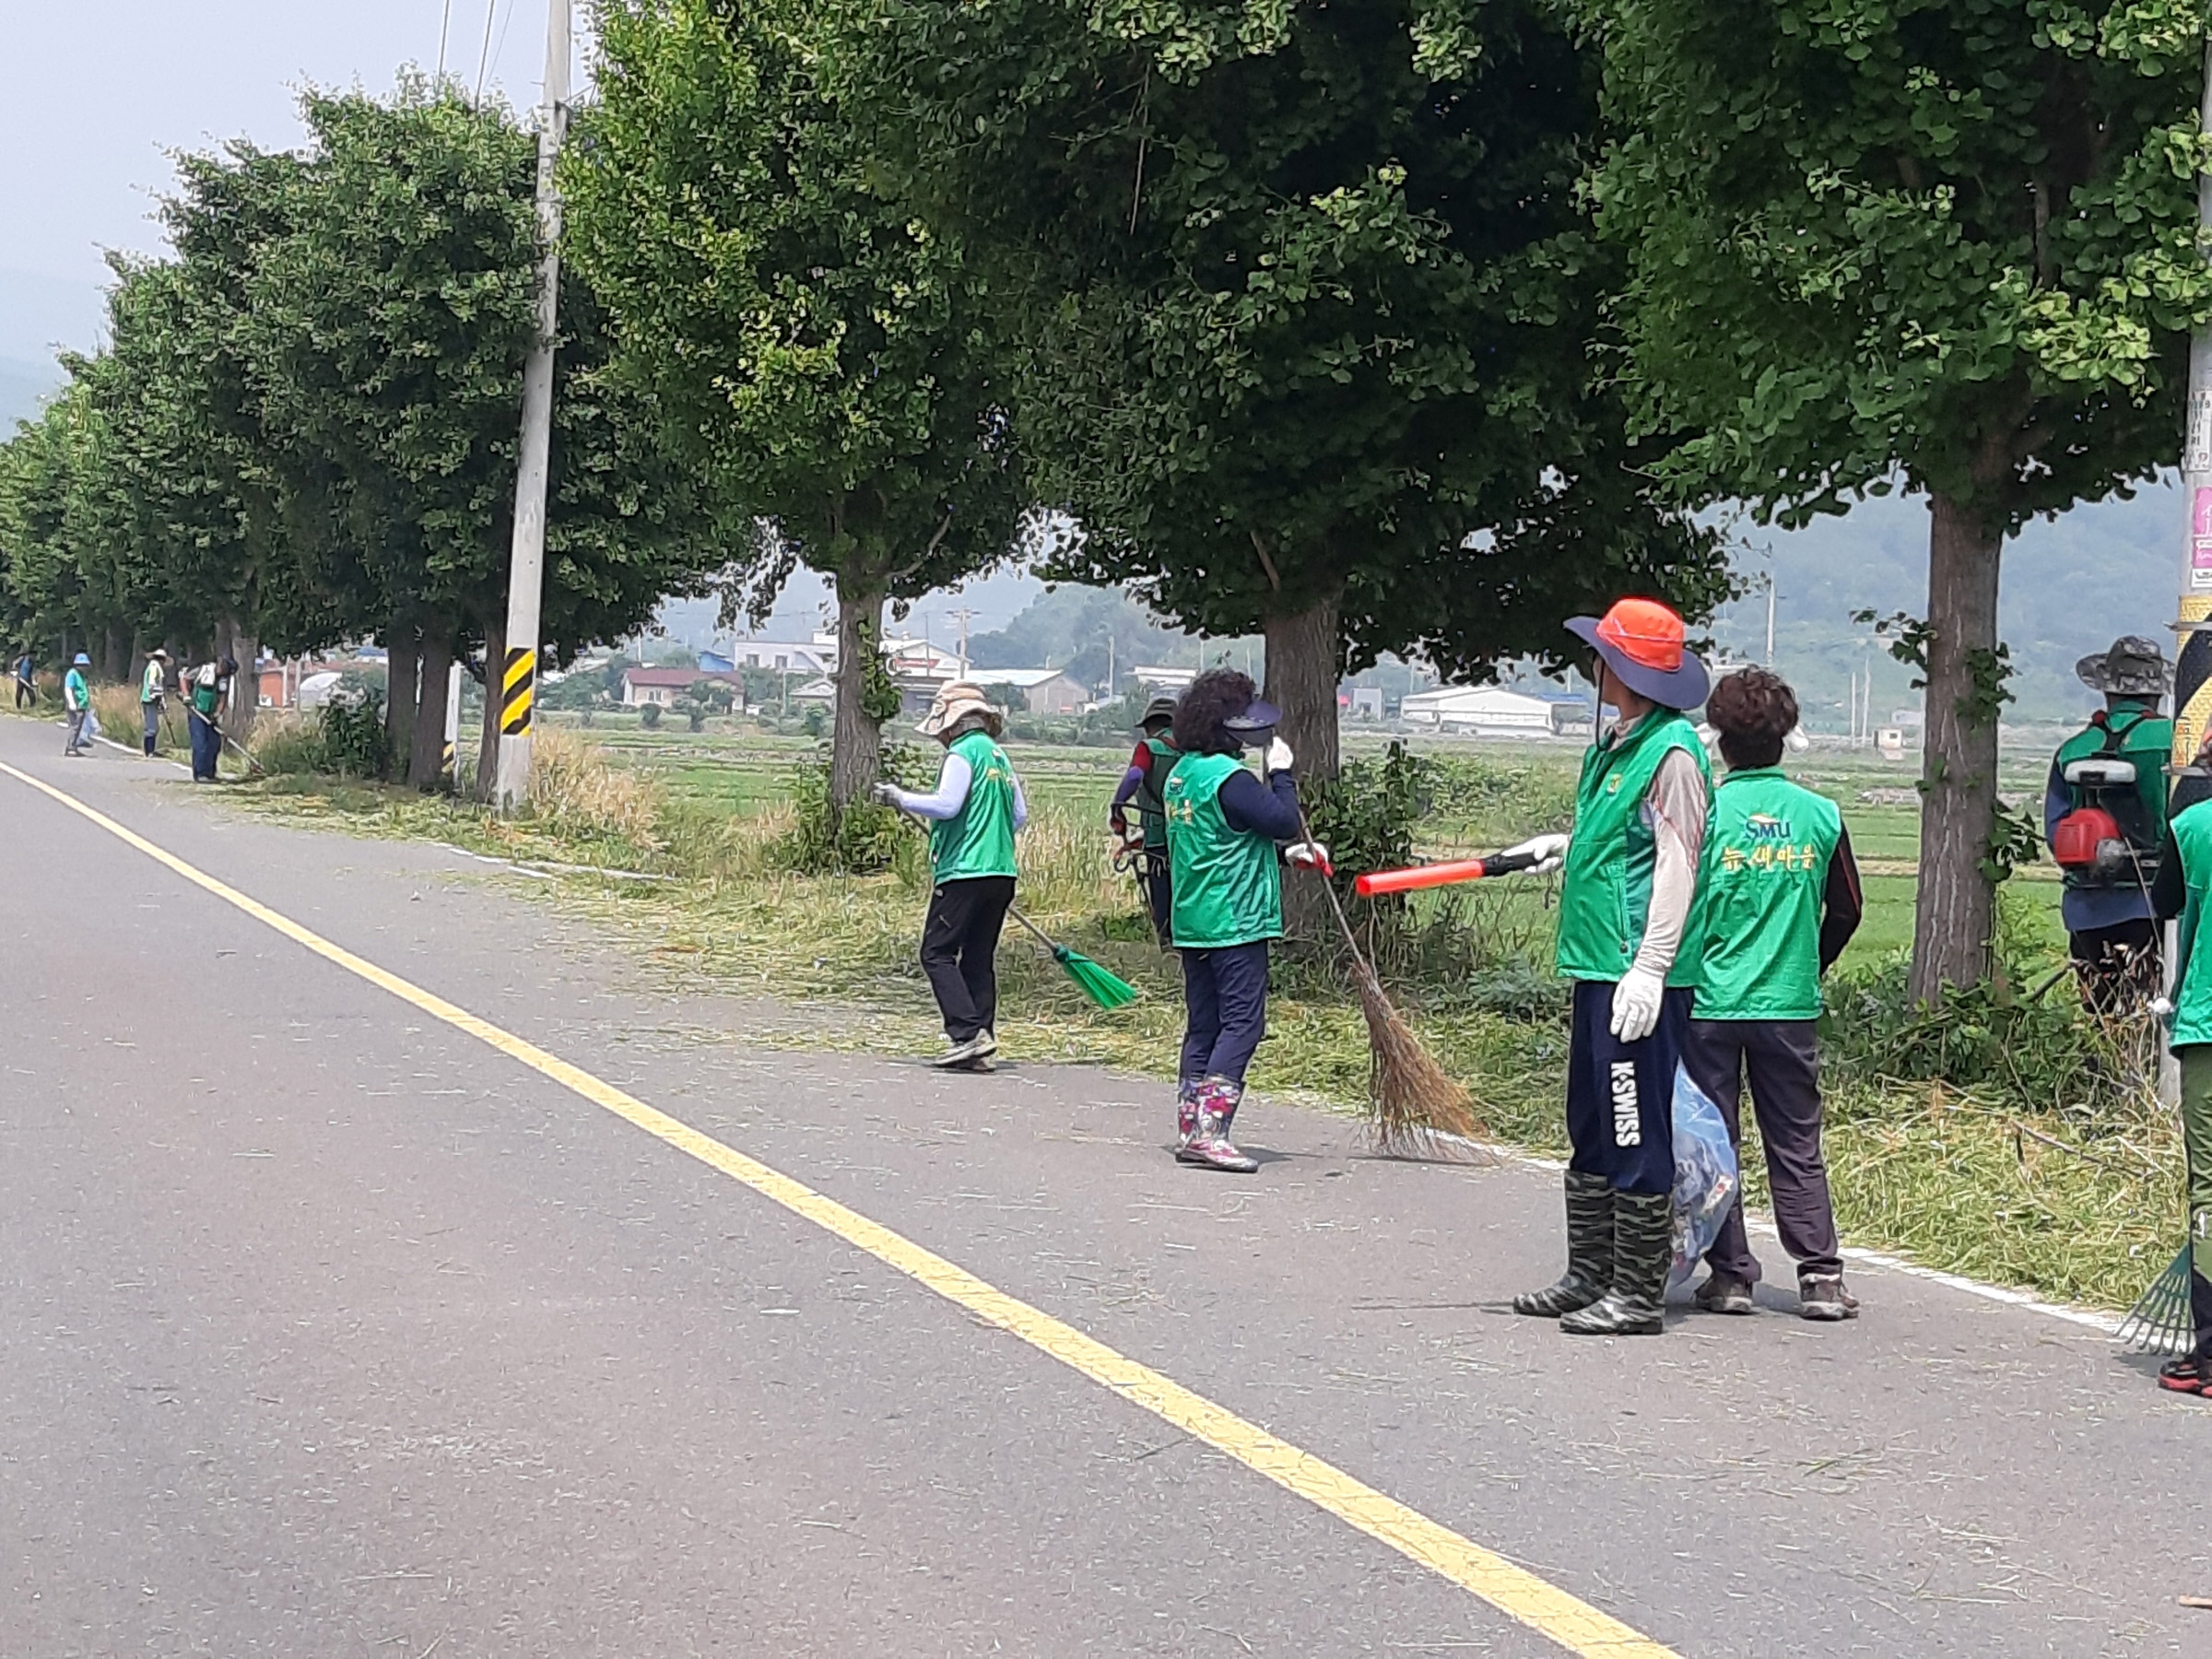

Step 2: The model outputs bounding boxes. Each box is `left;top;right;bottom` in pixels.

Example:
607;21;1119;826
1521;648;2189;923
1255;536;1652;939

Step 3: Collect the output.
1177;1077;1257;1172
1174;1077;1202;1151
1512;1171;1615;1317
1559;1191;1672;1336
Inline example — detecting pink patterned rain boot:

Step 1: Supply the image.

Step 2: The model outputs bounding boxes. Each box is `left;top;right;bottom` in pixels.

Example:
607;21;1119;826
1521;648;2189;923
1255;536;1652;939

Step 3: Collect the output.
1176;1077;1257;1173
1175;1077;1202;1150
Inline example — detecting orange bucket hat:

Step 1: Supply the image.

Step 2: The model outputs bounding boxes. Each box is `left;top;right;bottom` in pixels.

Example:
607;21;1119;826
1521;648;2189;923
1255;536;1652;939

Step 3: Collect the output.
1564;596;1710;710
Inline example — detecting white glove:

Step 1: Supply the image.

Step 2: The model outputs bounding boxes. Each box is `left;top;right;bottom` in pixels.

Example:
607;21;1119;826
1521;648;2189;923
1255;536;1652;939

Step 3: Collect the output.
1264;736;1294;774
1609;964;1665;1043
1501;831;1571;875
1285;839;1330;870
869;782;900;806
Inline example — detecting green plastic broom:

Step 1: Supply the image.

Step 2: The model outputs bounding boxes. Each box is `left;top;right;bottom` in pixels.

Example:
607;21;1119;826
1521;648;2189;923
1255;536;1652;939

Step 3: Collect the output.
1008;908;1139;1010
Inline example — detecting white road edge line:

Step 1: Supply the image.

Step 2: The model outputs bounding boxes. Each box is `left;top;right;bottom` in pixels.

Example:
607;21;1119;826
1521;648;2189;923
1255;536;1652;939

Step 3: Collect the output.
1430;1134;2127;1336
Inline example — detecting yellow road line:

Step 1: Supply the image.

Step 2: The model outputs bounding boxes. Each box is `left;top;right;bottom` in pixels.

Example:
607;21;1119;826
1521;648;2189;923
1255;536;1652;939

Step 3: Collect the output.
2;759;1677;1659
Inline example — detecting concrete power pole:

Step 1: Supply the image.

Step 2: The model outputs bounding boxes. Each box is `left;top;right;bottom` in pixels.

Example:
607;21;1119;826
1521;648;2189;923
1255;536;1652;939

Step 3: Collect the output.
494;0;571;812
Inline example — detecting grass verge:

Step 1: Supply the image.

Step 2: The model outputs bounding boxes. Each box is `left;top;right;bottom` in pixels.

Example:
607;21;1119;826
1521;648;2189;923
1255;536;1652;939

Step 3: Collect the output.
219;729;2186;1316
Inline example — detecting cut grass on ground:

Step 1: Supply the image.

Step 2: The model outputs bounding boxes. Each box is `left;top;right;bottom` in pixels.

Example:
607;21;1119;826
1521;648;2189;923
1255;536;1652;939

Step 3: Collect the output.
209;727;2188;1318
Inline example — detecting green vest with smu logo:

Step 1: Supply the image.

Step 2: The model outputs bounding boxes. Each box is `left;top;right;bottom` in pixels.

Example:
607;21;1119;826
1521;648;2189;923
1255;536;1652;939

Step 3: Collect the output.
1164;751;1283;949
1695;767;1841;1020
2167;798;2212;1048
1554;709;1712;988
929;729;1018;882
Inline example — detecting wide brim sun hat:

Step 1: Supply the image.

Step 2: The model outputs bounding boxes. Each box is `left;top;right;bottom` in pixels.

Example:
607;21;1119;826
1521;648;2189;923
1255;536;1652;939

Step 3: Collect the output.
2076;635;2170;698
1565;596;1710;712
1222;696;1282;737
916;680;1005;738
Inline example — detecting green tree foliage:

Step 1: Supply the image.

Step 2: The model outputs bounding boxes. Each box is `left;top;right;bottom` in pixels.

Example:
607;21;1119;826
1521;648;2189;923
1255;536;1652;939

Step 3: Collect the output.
1595;0;2212;996
856;0;1729;778
0;84;721;787
568;0;1029;814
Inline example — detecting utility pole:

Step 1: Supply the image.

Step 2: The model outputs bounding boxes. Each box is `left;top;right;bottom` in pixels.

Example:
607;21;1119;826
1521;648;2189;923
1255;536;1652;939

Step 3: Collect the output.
493;0;571;813
1765;577;1776;665
947;606;977;677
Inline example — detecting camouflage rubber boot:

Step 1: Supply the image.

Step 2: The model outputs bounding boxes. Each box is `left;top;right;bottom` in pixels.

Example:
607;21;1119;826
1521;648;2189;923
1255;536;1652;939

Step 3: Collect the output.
1559;1190;1672;1336
1512;1171;1616;1317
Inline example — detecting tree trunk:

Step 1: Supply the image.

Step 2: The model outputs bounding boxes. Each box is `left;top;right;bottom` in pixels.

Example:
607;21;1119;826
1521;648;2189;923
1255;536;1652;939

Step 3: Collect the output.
476;615;505;803
1263;589;1343;950
225;621;260;739
830;577;887;812
1263;589;1343;784
1909;493;2006;1004
409;630;454;790
385;624;418;782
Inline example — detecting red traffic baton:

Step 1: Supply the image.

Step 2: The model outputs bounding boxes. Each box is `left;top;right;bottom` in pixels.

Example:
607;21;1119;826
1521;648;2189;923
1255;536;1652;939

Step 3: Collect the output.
1353;848;1540;898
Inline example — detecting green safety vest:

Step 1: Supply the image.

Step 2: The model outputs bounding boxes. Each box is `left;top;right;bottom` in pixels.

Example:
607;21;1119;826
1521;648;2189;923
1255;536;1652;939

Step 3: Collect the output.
929;729;1019;882
141;661;164;703
1164;752;1283;949
1133;735;1180;852
1694;767;1841;1020
2168;799;2212;1048
2053;700;2171;882
1554;709;1712;987
191;673;221;718
63;668;87;711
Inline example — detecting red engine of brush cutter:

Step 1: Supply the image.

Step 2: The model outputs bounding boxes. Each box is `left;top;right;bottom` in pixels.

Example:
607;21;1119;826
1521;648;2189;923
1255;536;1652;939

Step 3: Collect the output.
2051;805;2126;871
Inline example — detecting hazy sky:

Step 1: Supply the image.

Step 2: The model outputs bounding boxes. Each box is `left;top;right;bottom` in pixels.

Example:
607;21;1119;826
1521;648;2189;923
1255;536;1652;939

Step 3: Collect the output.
0;0;564;360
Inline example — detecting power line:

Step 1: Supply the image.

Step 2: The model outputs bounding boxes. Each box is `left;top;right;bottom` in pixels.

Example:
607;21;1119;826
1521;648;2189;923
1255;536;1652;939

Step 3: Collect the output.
475;0;500;106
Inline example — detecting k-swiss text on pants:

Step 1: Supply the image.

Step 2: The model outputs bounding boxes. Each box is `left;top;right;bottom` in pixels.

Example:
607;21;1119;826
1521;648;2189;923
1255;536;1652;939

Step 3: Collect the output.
1610;1061;1641;1147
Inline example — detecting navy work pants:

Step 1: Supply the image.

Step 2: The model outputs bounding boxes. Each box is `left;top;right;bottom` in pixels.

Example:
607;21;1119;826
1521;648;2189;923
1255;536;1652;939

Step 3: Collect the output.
1179;940;1270;1088
189;708;221;781
1680;1018;1841;1282
1565;979;1689;1196
920;876;1014;1042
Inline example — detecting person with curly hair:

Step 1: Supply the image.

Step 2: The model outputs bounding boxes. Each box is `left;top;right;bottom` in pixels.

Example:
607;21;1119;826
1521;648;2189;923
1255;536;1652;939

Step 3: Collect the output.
876;682;1030;1070
1498;598;1712;1336
1160;668;1327;1171
1685;666;1865;1322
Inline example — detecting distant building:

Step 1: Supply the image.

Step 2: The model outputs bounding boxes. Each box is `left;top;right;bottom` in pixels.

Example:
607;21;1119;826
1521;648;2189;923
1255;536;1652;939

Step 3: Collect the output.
619;666;747;709
1130;665;1197;695
721;635;838;676
1399;684;1571;736
974;666;1088;717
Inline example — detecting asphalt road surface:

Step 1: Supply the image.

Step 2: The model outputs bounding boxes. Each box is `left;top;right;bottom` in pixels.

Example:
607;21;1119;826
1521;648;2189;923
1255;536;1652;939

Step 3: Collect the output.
2;713;2207;1658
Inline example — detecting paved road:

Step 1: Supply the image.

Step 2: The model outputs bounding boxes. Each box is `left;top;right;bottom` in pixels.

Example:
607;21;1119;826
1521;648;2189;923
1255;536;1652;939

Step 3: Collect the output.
1;714;2206;1658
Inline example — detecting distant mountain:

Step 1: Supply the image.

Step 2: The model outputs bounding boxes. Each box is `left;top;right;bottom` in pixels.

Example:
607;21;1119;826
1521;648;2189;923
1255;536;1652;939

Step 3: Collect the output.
1707;483;2183;729
0;356;61;430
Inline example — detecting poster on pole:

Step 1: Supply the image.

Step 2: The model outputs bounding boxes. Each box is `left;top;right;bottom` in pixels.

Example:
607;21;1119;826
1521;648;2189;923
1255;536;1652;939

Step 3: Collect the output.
2193;488;2212;592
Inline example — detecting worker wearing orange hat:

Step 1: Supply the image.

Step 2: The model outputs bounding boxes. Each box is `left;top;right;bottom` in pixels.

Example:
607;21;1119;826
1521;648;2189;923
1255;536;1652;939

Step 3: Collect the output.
1497;597;1713;1336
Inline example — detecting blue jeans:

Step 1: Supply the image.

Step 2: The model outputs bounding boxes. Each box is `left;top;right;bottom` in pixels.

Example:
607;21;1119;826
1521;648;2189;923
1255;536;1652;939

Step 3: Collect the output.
1179;940;1271;1088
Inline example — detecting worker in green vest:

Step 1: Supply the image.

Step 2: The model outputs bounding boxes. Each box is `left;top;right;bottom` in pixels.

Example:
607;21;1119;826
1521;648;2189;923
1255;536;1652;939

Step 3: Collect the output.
877;682;1028;1070
1500;597;1712;1336
138;647;171;757
1109;693;1182;948
2043;636;2172;1015
1161;669;1327;1171
2148;748;2212;1396
62;653;92;756
1684;667;1865;1322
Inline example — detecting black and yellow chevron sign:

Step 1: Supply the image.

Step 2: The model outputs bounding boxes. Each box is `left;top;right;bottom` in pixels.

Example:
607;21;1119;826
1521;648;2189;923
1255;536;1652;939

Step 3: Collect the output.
500;646;535;738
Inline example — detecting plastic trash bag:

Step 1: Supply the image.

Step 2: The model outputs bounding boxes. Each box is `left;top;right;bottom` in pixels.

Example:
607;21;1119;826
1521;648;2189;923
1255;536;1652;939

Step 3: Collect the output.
1668;1064;1739;1287
82;706;102;744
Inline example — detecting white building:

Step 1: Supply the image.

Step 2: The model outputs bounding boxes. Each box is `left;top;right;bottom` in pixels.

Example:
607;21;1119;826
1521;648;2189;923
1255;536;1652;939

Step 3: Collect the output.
971;666;1088;716
720;635;838;675
1399;684;1571;736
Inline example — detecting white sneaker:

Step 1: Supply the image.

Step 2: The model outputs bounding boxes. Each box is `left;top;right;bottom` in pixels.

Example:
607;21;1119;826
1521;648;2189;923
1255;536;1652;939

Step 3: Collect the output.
930;1034;992;1068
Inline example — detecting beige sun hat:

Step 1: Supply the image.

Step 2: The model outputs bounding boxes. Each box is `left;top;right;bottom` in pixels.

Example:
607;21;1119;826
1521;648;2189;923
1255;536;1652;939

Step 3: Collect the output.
916;680;1004;738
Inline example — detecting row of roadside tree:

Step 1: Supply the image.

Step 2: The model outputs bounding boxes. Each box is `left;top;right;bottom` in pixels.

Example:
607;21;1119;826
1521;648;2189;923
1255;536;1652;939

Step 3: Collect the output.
5;0;2210;1000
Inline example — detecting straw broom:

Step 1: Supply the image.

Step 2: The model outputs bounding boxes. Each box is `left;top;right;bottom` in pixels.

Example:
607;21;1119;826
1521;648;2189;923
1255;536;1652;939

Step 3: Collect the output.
1296;814;1491;1160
